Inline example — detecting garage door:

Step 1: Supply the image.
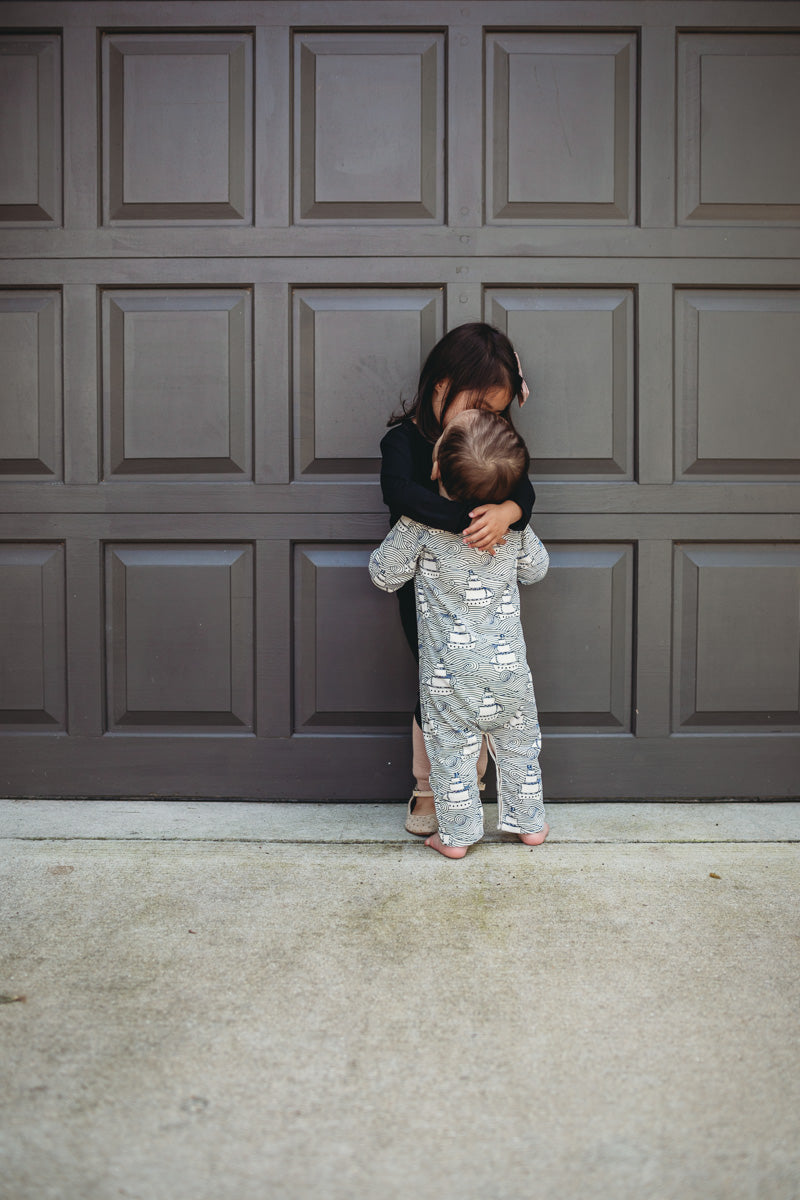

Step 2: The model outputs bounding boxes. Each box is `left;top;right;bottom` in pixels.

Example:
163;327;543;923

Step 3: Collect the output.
1;1;798;798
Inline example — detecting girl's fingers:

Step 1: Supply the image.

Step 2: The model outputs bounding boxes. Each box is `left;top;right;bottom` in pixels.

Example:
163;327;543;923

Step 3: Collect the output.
464;534;506;554
466;526;505;543
466;511;494;533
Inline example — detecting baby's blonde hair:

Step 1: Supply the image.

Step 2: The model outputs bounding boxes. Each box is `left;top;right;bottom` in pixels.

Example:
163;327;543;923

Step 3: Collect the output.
437;411;530;504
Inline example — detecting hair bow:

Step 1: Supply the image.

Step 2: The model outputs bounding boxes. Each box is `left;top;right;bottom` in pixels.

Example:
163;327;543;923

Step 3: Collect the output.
514;352;530;407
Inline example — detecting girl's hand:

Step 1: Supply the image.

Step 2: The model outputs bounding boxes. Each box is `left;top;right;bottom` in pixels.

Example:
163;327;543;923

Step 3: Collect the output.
463;501;523;554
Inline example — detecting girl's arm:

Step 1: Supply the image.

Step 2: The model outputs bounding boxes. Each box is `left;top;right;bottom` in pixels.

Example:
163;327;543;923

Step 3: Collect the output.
509;473;536;529
516;526;550;586
380;425;471;534
369;517;426;593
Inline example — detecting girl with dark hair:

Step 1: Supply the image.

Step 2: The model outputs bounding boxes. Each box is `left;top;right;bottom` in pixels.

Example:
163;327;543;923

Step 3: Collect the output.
379;322;535;836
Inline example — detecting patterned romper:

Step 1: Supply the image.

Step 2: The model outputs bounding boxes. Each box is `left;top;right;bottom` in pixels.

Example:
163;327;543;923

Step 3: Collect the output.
369;516;550;847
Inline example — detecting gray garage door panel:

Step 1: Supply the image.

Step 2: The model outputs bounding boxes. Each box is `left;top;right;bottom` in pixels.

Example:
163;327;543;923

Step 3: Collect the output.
0;543;65;729
0;2;798;799
0;289;61;477
103;33;253;225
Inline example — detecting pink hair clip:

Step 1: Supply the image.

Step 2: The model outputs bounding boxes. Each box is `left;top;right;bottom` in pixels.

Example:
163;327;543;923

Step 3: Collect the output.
514;351;530;407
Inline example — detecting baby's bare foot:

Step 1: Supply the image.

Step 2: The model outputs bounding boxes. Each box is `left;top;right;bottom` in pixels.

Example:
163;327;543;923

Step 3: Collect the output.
519;823;549;846
424;833;468;859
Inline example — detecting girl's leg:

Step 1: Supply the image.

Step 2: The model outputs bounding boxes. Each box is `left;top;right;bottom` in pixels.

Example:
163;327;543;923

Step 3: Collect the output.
412;715;433;798
477;736;489;791
406;715;437;835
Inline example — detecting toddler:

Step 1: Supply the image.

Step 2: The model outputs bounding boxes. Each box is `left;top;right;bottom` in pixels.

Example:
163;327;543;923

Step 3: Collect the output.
370;409;549;858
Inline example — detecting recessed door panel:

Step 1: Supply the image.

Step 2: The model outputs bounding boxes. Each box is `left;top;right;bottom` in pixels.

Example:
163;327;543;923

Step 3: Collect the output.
0;544;65;728
102;33;252;223
102;289;252;479
0;290;61;478
678;34;800;223
105;544;254;730
674;545;800;730
487;289;634;479
486;32;636;222
294;32;444;223
293;288;443;477
0;35;61;224
676;291;800;479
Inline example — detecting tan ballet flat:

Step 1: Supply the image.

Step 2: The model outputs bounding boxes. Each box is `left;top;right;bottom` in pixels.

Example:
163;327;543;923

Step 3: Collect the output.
405;790;438;836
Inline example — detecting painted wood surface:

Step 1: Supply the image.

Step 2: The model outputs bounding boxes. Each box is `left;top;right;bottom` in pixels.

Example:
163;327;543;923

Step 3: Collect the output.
0;1;798;797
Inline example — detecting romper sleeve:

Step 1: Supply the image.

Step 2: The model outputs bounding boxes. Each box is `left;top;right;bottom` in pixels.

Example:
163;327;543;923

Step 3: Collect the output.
515;526;549;586
380;425;472;534
369;517;427;594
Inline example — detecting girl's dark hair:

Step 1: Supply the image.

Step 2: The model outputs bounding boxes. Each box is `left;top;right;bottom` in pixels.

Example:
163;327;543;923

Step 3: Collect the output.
388;322;525;441
437;411;530;506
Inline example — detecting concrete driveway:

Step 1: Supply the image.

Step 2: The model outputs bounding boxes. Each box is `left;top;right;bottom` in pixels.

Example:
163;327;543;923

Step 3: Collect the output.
1;801;799;1200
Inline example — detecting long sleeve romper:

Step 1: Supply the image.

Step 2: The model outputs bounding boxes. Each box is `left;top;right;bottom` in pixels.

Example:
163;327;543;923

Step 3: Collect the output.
369;516;549;848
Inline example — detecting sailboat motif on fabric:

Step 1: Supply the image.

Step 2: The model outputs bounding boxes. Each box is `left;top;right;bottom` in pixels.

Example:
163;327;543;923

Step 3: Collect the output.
427;659;453;695
463;570;492;607
478;688;501;720
506;707;530;730
518;764;541;804
498;587;516;617
459;729;482;758
419;548;439;578
416;582;430;617
490;634;519;672
444;772;471;809
447;616;475;648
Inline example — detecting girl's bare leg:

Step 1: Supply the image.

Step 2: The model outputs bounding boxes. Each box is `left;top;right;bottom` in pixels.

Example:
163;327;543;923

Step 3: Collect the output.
477;736;489;789
411;717;435;816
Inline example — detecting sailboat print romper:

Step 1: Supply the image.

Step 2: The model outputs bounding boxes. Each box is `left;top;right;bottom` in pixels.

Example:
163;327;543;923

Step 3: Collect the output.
369;517;550;847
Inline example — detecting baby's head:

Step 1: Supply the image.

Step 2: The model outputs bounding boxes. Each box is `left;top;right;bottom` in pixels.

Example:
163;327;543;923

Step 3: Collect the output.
433;410;530;505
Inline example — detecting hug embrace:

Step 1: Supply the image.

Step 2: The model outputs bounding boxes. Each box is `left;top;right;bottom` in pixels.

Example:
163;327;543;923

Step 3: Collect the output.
369;323;550;859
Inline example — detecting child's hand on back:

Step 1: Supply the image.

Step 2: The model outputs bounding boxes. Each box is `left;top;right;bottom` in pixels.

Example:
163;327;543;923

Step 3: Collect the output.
463;501;523;555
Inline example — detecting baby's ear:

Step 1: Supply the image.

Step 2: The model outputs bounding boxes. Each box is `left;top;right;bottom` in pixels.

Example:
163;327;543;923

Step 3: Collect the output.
431;459;440;481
